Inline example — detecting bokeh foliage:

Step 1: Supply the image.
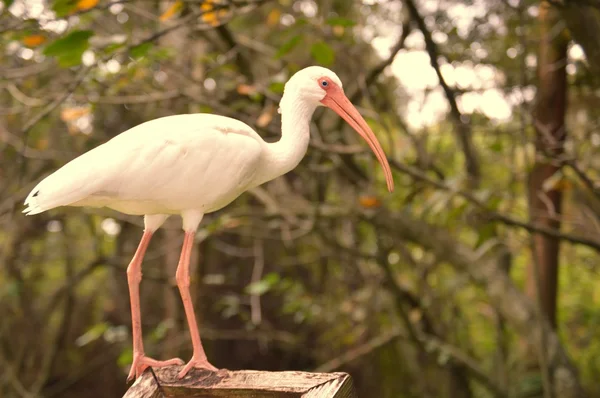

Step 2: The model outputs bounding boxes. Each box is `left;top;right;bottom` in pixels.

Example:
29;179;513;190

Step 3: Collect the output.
2;0;600;397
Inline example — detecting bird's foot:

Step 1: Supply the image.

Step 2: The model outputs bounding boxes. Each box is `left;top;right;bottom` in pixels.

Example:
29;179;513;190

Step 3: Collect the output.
177;355;218;379
127;354;184;383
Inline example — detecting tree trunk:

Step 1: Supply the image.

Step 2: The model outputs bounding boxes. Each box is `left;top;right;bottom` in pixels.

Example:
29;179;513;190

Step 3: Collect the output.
526;0;568;329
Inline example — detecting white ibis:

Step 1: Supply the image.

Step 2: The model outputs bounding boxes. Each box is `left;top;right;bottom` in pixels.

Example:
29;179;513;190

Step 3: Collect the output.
23;66;394;381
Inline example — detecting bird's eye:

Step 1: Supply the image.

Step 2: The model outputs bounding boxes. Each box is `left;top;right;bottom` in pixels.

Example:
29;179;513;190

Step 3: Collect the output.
321;80;328;87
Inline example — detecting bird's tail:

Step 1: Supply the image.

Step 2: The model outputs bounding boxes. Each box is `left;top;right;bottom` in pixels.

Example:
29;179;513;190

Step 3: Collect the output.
22;139;116;216
23;164;93;215
23;191;43;215
23;176;61;215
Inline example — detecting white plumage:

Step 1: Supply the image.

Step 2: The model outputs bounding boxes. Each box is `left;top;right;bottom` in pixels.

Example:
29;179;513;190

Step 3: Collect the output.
24;114;264;216
23;66;394;381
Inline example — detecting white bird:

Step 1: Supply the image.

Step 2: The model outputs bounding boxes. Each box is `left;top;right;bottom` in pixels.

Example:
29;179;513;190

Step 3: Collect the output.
24;66;394;381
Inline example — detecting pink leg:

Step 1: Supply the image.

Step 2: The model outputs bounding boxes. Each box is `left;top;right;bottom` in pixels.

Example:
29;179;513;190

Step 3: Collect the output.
126;231;183;382
176;231;218;379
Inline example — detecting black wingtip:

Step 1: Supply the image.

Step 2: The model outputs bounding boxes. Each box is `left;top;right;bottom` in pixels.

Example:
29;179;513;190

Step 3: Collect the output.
32;190;39;197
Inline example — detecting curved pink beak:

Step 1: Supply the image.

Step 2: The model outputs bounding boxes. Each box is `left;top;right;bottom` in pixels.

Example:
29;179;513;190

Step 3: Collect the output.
321;85;394;193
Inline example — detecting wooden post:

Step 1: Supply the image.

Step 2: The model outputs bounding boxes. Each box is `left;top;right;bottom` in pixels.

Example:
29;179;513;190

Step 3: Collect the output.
123;366;358;398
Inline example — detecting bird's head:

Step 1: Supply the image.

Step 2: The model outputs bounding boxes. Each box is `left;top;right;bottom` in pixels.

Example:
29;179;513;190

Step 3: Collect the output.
283;66;394;193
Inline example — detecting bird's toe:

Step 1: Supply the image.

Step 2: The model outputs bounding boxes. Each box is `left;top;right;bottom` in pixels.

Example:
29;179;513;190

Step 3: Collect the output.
177;357;218;379
127;354;184;383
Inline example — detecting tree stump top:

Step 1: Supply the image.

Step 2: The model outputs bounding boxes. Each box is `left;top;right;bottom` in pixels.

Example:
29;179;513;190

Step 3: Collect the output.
123;366;357;398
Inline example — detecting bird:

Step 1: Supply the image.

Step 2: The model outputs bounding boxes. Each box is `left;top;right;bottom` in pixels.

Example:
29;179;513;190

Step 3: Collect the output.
23;66;395;381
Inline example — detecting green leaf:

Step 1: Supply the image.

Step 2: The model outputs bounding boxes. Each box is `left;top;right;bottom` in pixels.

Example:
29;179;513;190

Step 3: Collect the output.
102;42;125;55
75;322;108;347
489;140;503;152
437;348;450;365
149;319;174;342
51;0;76;17
275;35;302;59
117;347;133;367
154;47;173;61
249;92;263;102
310;41;335;66
129;42;153;59
44;30;93;56
325;17;356;27
518;373;543;397
44;30;93;67
218;295;241;319
2;0;15;10
294;17;308;27
198;105;213;113
269;82;285;94
246;280;271;296
0;281;19;297
263;272;280;285
245;273;280;296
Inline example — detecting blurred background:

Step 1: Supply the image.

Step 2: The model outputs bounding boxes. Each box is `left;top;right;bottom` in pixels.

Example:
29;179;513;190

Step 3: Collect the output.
2;0;600;396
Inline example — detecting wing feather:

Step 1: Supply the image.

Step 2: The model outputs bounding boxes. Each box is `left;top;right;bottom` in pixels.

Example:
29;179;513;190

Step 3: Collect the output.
23;114;264;215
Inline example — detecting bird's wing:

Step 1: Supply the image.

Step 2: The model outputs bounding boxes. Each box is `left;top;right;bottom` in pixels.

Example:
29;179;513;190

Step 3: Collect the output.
23;114;264;215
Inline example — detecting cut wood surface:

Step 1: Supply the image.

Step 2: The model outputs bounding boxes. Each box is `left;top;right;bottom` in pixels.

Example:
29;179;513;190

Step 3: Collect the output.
123;366;357;398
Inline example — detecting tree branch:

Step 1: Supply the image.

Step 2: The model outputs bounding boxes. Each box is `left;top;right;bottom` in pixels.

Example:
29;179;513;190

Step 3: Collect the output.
403;0;480;184
389;158;600;252
349;20;412;103
369;210;585;397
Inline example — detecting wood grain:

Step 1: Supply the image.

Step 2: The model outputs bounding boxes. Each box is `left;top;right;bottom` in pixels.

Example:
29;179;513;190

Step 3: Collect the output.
302;374;356;398
123;366;357;398
124;370;163;398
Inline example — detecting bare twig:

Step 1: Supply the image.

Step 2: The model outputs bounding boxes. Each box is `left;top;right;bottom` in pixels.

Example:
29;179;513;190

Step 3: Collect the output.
315;330;402;372
349;20;412;104
403;0;480;184
388;159;600;252
214;25;254;81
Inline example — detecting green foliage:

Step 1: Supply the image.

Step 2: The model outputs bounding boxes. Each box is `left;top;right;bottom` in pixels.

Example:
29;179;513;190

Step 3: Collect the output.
3;0;600;397
269;82;285;94
310;41;335;66
325;17;356;28
245;273;281;296
50;0;79;17
75;322;109;347
129;42;153;59
43;30;93;67
1;0;14;10
276;34;303;59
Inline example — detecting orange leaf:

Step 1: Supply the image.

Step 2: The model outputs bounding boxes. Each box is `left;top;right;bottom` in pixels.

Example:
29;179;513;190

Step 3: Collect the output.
67;124;79;135
36;138;49;150
267;8;281;26
22;35;46;47
201;12;219;26
224;218;242;229
409;309;422;323
61;107;90;122
358;195;381;209
201;1;227;26
256;105;275;128
76;0;98;11
332;25;345;37
200;1;214;11
159;1;183;22
236;84;257;95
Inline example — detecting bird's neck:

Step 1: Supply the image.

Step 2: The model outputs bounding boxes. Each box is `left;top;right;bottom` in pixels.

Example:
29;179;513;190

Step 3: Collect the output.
257;94;315;185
